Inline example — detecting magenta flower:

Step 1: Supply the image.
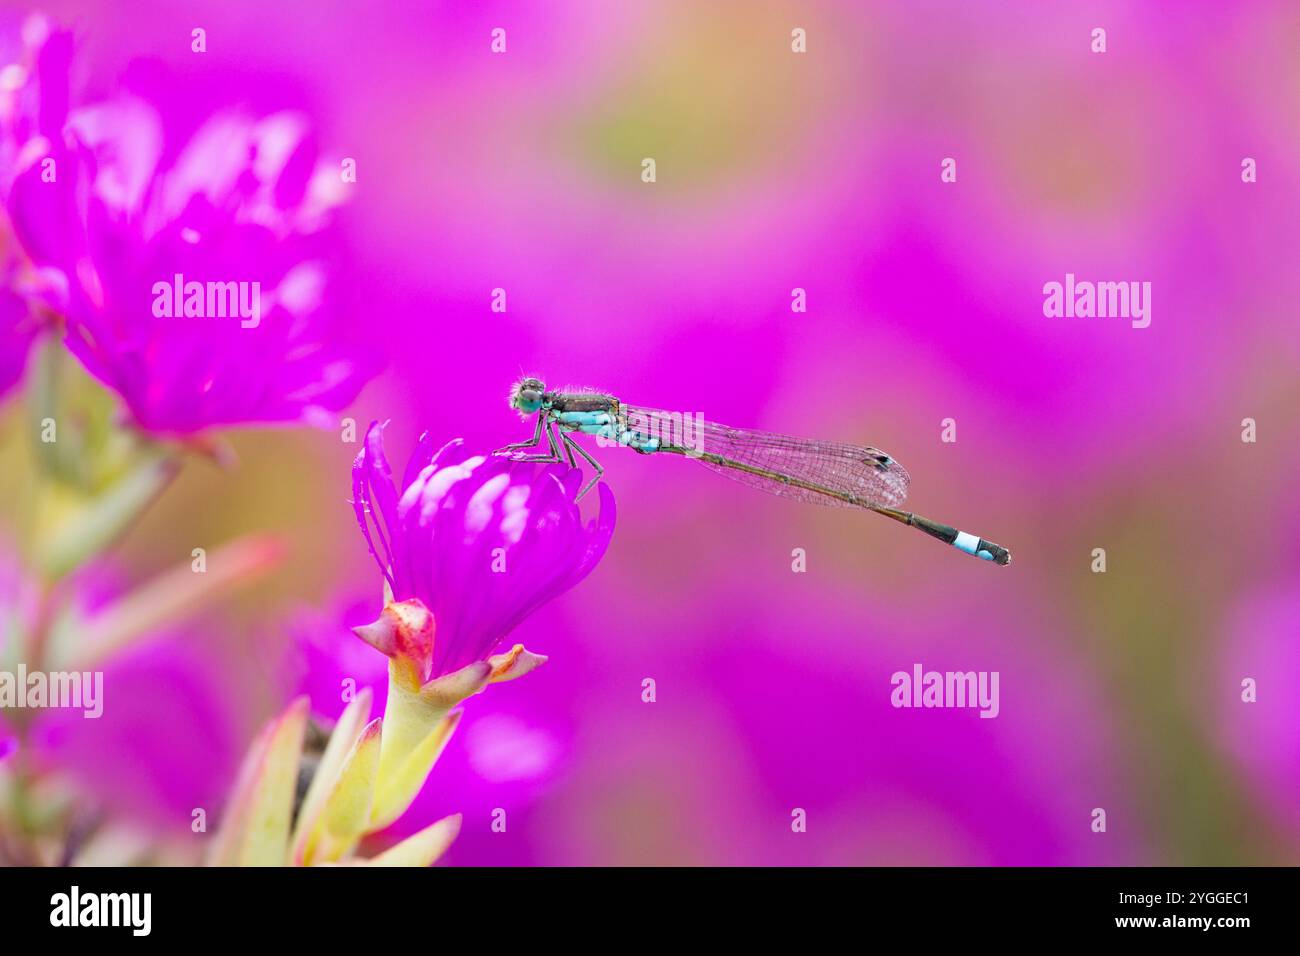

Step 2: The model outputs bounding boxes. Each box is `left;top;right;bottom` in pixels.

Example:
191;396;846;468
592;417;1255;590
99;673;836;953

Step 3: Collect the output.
352;421;616;680
0;15;62;400
0;15;70;191
1;20;373;434
0;280;32;399
334;423;613;860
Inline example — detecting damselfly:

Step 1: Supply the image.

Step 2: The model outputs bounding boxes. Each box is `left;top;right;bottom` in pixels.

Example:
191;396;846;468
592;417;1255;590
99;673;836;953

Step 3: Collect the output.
494;377;1011;565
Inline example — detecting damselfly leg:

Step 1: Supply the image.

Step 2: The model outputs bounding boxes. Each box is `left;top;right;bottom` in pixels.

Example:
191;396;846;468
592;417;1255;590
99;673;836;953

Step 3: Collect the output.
494;414;543;454
496;413;604;497
494;415;565;463
561;431;604;501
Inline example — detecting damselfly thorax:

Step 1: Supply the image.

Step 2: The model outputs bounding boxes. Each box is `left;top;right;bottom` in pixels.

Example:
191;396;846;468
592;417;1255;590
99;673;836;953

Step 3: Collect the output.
498;376;1011;566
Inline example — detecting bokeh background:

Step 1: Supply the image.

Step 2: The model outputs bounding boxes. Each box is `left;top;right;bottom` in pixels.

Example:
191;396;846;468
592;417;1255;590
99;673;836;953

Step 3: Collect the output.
3;0;1299;865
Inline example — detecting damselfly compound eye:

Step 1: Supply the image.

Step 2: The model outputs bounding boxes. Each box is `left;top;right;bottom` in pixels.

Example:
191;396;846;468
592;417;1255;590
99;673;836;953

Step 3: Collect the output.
509;377;546;413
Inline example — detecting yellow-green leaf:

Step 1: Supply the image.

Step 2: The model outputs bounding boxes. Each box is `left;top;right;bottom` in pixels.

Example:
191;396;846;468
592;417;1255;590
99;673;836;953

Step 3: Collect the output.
363;814;461;867
371;710;461;830
70;534;284;669
312;717;383;862
290;689;373;866
207;697;308;867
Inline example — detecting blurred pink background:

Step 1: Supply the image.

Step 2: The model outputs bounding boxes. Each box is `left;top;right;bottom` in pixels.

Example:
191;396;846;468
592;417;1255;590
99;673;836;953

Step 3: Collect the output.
3;0;1298;864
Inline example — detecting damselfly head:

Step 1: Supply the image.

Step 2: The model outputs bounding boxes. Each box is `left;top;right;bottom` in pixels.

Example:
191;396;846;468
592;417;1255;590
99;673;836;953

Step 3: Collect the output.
509;376;546;417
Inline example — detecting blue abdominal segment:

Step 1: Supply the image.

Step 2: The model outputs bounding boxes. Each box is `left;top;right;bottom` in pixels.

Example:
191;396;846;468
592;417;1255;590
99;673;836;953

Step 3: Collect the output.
556;411;660;453
953;530;995;561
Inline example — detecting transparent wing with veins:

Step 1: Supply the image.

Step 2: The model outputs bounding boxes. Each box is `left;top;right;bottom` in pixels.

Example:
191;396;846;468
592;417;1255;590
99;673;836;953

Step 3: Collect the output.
621;405;911;509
